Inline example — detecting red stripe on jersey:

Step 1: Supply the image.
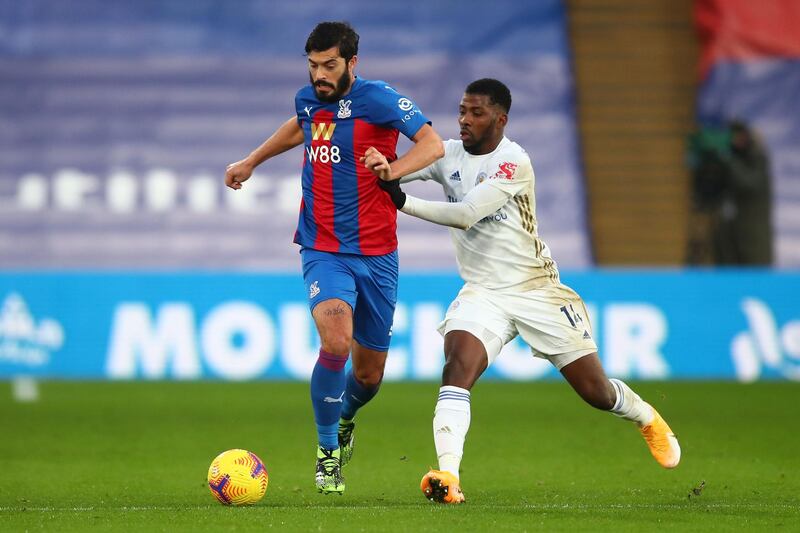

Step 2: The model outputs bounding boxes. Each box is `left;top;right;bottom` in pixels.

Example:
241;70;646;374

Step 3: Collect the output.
310;110;338;251
293;197;306;244
353;119;400;254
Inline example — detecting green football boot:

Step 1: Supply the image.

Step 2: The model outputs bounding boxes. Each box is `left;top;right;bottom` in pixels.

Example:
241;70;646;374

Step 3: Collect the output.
315;446;344;494
338;419;356;467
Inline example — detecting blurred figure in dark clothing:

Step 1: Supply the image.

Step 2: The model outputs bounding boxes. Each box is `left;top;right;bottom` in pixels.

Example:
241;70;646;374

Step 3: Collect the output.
716;121;773;265
687;121;773;266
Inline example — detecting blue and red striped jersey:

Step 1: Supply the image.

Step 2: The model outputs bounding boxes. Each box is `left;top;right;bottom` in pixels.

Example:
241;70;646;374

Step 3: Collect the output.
293;78;430;255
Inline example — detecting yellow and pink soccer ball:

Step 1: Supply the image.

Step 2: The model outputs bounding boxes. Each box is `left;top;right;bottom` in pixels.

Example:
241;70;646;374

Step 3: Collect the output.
207;449;269;505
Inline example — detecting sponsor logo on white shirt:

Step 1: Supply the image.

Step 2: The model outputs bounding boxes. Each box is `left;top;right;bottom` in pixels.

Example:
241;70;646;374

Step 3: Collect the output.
490;162;518;181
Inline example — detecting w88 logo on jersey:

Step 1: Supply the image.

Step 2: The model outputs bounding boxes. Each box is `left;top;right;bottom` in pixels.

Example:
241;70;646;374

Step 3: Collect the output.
306;145;341;164
307;122;342;164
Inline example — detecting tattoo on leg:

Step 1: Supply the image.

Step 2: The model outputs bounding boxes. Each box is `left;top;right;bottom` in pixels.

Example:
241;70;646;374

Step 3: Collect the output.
324;304;346;317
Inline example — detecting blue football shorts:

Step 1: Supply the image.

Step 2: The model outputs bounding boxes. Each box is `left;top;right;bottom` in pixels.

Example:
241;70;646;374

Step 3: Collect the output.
300;248;398;352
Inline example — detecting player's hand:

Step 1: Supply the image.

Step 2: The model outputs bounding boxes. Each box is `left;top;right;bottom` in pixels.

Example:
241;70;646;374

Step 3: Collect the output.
360;146;393;181
225;159;255;190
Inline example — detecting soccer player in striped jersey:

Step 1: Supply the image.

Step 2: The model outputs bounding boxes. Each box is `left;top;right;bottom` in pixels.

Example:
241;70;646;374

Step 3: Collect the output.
225;22;444;494
364;79;680;504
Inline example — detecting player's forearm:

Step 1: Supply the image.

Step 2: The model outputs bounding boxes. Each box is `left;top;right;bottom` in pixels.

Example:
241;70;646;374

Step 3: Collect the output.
400;168;433;184
245;117;304;167
401;189;508;231
390;125;444;179
401;196;475;230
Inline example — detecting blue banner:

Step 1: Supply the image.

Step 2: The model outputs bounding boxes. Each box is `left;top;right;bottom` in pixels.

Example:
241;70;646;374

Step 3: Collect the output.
1;271;798;381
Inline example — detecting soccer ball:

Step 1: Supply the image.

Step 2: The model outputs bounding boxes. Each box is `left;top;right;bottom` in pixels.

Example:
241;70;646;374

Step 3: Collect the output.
207;449;269;505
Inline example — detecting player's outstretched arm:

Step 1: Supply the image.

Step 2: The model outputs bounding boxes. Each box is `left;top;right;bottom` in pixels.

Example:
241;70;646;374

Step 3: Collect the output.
387;180;512;231
225;117;304;190
385;124;444;181
402;183;510;230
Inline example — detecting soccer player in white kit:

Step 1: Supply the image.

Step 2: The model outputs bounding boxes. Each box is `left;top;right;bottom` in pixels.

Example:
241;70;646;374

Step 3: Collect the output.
363;79;681;504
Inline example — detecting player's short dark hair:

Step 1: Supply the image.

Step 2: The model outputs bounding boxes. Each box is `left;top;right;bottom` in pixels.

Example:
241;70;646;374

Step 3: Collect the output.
465;78;512;113
305;22;359;62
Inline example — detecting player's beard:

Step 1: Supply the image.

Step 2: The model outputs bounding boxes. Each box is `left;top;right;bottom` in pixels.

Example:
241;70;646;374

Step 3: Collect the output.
462;128;488;155
311;70;352;103
463;118;498;155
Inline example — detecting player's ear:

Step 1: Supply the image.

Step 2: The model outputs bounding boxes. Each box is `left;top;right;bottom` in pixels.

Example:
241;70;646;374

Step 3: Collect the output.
348;55;358;73
497;112;508;127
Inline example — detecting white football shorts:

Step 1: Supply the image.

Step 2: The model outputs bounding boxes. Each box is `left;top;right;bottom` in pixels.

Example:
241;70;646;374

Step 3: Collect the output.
437;282;598;370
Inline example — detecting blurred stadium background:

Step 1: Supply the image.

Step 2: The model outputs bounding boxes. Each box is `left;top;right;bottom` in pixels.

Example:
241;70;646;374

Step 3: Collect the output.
1;0;799;529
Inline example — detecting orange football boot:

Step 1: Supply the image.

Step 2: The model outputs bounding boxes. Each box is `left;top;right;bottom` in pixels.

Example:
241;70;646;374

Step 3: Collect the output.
639;408;681;468
420;470;465;504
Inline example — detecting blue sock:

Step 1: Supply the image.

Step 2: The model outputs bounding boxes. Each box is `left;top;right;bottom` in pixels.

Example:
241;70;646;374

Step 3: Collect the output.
340;369;381;421
310;349;348;449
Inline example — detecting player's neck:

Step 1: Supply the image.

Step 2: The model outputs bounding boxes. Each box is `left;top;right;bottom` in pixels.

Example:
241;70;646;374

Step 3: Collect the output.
342;76;357;97
465;136;504;156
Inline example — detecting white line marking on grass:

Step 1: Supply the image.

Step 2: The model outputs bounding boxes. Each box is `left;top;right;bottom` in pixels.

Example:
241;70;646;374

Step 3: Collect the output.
2;503;799;512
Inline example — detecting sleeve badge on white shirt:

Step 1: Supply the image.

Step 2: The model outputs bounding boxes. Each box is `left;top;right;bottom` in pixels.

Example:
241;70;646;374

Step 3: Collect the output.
490;162;518;181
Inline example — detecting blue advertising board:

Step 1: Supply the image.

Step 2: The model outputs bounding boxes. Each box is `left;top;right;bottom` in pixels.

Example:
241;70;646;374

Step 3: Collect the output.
1;271;798;381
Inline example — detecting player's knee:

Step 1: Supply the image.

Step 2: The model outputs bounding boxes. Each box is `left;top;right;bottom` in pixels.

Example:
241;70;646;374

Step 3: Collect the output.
320;333;352;357
352;366;384;388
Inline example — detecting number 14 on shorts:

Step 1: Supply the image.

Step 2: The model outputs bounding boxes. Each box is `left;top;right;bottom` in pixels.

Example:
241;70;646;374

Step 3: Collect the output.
560;304;583;328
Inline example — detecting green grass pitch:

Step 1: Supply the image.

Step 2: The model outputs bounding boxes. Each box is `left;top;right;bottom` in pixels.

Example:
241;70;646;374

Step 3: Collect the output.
2;381;798;531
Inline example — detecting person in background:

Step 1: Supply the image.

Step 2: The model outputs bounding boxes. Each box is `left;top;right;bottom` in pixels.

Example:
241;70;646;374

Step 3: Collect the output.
688;120;773;266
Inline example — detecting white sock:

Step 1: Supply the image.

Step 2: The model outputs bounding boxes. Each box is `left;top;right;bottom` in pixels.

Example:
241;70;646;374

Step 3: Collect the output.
609;378;655;426
433;386;471;479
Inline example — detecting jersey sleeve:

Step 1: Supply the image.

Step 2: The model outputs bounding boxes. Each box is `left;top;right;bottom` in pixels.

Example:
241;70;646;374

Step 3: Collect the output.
483;151;534;196
400;166;437;184
400;147;534;229
401;181;510;230
365;83;431;139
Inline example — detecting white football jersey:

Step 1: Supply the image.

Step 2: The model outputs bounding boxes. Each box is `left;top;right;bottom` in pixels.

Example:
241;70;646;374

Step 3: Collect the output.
406;137;560;290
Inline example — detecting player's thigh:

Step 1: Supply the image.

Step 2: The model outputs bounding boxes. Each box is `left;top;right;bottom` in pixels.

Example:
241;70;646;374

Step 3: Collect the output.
437;284;517;366
301;249;356;350
312;299;353;353
510;283;598;370
350;251;398;352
